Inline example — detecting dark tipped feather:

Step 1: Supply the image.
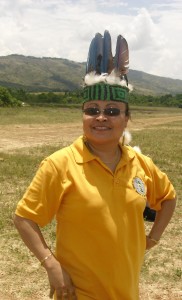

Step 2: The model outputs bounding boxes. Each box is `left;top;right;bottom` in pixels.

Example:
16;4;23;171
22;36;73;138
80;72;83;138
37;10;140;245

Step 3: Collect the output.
86;30;129;82
114;35;129;76
86;33;103;74
101;30;113;74
86;37;96;73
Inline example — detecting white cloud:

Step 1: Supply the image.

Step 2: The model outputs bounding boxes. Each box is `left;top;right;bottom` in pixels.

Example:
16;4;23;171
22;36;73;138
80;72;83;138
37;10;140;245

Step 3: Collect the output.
0;0;181;79
144;1;182;79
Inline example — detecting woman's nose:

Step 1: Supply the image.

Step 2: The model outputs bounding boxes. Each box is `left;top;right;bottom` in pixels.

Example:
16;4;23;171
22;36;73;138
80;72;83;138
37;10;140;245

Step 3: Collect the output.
96;112;107;121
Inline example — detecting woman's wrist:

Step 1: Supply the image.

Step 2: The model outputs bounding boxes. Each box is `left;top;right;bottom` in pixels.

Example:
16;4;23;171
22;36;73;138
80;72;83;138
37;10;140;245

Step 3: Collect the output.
147;235;160;245
41;253;60;270
40;252;53;266
146;235;160;250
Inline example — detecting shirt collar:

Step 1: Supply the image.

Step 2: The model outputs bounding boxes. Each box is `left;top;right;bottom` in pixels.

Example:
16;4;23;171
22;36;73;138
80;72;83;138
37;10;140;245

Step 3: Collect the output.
70;136;136;165
70;136;95;163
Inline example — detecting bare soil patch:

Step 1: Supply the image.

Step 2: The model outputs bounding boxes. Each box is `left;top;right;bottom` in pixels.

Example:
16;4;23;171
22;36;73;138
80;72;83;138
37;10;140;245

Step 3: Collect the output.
0;115;182;152
0;123;83;152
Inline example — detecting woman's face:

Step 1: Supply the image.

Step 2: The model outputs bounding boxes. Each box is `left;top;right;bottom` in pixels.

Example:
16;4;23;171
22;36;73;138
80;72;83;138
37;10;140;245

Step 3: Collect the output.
82;100;129;146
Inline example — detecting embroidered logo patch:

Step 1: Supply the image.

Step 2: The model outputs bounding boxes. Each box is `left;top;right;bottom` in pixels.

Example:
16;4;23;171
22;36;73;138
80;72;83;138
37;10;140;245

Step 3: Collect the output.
133;177;146;196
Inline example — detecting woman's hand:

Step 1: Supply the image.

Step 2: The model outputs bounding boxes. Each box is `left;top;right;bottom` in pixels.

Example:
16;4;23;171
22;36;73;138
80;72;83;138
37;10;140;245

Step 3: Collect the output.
145;199;176;251
43;256;77;300
13;216;77;299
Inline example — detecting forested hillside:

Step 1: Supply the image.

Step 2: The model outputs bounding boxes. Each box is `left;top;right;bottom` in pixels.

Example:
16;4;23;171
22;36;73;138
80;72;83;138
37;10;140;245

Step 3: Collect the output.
0;54;182;95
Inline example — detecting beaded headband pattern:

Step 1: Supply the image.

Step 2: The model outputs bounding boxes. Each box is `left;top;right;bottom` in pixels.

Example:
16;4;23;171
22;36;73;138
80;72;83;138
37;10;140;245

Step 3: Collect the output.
83;83;128;103
83;30;131;103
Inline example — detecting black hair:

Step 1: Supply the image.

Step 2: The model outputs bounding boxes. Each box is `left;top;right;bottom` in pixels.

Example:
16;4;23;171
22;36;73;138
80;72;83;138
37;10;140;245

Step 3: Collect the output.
125;103;131;118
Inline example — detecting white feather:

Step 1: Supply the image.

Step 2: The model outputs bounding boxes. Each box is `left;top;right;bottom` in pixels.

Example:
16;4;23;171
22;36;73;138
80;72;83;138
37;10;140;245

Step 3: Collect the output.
84;72;106;86
123;130;132;144
84;72;133;91
133;146;142;153
105;71;121;85
122;130;142;153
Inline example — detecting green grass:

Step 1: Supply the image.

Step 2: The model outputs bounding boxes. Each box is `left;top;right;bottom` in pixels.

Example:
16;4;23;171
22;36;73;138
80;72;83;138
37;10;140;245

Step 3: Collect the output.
0;106;82;125
0;145;59;232
0;105;181;125
0;106;181;299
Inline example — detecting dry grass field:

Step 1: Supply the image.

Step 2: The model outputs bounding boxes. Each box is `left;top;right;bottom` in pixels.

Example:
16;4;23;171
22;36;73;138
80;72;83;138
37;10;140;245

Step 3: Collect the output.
0;106;181;300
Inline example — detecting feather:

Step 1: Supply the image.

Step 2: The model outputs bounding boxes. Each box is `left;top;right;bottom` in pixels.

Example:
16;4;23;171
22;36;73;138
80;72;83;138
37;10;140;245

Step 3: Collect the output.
121;130;142;152
133;146;142;153
86;37;95;73
86;33;103;74
101;30;113;74
85;31;130;87
84;72;106;86
114;35;129;77
106;71;127;86
123;129;132;144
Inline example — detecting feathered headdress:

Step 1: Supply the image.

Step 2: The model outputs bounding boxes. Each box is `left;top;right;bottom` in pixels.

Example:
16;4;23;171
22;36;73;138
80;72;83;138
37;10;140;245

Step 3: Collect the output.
83;30;132;103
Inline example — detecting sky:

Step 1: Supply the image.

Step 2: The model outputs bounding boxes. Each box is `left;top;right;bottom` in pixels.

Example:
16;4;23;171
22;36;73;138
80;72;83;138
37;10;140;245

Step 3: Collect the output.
0;0;182;80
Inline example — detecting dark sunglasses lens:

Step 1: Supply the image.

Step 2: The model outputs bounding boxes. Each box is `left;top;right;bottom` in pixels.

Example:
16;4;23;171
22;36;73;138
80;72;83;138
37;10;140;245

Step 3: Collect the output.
83;108;100;115
83;107;121;116
104;108;121;116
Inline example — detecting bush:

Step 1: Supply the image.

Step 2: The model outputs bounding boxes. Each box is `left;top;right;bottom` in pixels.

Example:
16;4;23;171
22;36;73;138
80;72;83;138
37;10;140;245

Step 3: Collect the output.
0;86;22;107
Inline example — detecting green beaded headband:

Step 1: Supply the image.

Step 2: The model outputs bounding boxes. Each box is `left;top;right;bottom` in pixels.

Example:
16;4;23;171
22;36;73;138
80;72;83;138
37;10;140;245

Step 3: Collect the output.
83;83;129;103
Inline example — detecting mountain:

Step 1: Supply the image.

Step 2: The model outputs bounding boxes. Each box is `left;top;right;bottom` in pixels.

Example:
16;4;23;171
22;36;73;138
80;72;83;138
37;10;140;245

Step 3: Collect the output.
0;54;182;95
127;70;182;95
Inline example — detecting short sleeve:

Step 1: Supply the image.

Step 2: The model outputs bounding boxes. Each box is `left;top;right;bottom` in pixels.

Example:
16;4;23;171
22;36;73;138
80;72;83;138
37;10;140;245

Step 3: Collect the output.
15;158;62;227
144;157;176;210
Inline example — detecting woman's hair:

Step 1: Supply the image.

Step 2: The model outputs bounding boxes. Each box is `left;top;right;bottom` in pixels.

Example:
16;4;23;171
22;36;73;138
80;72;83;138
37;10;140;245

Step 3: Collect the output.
125;103;131;118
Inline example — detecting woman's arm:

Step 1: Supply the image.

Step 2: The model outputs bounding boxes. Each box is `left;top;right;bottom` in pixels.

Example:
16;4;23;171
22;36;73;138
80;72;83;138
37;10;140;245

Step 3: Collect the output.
146;198;176;250
14;214;77;300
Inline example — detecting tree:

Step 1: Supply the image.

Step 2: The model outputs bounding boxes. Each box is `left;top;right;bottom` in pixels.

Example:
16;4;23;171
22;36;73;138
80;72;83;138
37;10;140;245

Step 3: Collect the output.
0;86;22;107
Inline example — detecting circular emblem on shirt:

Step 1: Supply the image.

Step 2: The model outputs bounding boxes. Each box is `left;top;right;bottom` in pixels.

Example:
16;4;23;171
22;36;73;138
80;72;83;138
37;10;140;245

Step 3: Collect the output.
132;177;146;196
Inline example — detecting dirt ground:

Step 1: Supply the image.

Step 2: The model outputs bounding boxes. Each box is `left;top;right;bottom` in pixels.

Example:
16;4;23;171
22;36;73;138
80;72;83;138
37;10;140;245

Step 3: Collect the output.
0;123;83;152
0;115;182;152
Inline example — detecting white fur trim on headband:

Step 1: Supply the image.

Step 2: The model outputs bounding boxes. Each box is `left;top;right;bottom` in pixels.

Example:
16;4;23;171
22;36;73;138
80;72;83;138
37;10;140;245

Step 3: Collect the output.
84;72;133;91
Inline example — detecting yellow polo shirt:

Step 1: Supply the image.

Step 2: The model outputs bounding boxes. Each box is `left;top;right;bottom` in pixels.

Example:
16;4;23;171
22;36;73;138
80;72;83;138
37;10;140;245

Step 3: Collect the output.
15;136;175;300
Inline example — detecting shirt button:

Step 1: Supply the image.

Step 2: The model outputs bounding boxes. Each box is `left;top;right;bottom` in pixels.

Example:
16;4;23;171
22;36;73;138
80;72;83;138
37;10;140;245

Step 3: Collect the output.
115;178;121;184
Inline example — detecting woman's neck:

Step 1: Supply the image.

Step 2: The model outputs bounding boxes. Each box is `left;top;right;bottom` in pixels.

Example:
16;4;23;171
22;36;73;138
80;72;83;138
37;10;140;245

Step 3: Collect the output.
84;140;121;171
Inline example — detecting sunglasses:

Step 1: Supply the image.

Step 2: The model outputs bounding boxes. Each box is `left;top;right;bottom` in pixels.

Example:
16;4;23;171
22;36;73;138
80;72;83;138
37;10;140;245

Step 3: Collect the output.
83;107;126;117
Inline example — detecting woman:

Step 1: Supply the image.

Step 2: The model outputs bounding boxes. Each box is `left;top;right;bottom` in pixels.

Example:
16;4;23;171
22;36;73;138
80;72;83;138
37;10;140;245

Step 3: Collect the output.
14;31;176;300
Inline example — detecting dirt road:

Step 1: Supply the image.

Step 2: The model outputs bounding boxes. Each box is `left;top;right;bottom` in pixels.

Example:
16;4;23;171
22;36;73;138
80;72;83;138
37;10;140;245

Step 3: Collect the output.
0;115;181;152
